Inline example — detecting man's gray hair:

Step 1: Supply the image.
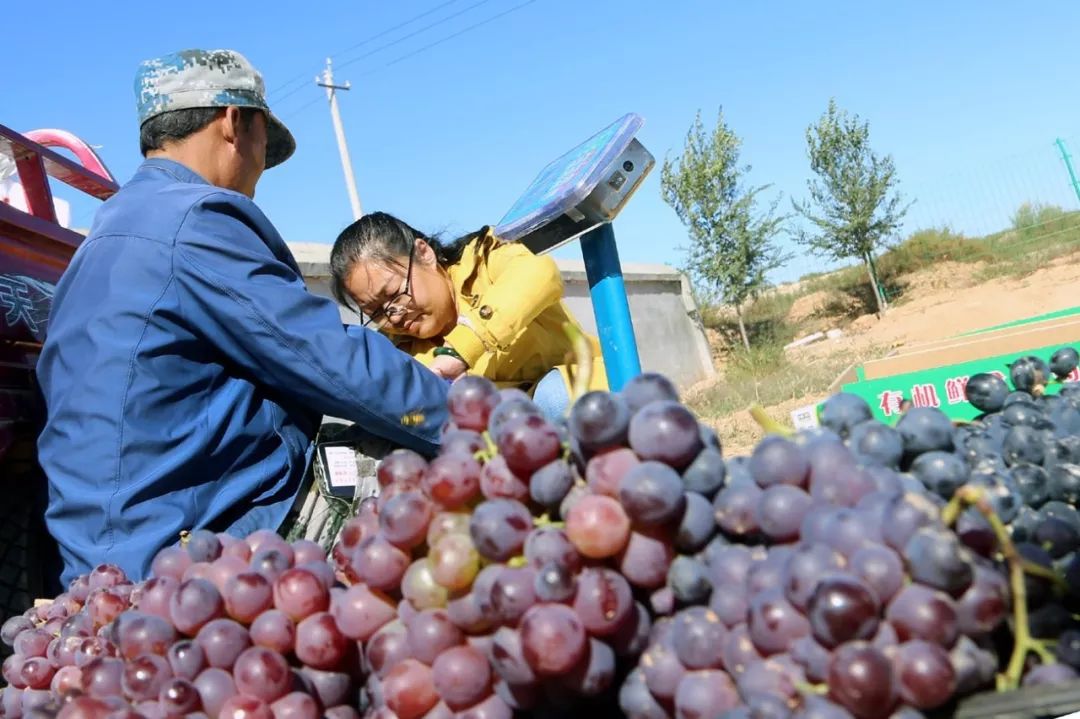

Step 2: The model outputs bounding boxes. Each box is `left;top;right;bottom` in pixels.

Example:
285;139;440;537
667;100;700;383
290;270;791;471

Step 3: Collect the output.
139;107;257;156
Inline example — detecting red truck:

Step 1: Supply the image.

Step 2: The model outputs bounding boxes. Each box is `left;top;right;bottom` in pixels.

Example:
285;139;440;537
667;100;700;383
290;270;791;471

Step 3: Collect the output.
0;124;117;623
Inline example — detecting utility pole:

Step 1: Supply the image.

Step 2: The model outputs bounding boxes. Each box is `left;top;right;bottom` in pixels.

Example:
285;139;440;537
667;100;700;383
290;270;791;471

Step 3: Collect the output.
316;58;363;220
1055;138;1080;207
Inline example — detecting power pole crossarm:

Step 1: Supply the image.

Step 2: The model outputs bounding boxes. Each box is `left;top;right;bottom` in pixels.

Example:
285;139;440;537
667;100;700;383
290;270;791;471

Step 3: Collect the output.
316;58;363;221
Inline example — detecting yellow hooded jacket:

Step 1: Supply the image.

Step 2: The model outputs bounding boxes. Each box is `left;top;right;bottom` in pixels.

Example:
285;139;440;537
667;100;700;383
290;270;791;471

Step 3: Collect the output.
392;227;608;394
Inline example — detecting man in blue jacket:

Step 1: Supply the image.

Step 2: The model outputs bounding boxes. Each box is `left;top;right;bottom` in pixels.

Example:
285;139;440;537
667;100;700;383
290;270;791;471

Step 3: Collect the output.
36;48;449;586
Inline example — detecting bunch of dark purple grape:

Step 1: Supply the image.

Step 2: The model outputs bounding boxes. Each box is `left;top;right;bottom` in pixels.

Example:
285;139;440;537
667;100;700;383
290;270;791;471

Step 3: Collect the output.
8;350;1080;719
616;347;1080;718
850;346;1080;670
1;531;363;719
952;347;1080;674
621;416;1016;718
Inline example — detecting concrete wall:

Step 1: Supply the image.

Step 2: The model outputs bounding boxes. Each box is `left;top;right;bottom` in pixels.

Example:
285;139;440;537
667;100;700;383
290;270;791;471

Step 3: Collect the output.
554;259;716;389
288;243;716;389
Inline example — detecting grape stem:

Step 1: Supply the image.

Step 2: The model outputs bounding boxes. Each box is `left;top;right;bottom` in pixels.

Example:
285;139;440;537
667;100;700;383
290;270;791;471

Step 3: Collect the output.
795;680;828;697
532;513;565;530
943;484;1058;690
1020;559;1070;593
748;405;796;438
474;431;499;463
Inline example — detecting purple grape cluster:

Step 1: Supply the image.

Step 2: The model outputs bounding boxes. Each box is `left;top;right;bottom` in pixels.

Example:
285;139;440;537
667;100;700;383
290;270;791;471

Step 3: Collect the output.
8;354;1080;719
843;345;1080;669
621;427;1014;718
319;375;707;718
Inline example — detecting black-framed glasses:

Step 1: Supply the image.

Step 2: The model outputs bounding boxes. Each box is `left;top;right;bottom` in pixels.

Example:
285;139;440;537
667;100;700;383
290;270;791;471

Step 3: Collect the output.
361;243;415;329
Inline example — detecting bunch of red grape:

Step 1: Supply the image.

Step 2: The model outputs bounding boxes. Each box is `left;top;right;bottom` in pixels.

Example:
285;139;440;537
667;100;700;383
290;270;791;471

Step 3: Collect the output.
9;355;1080;719
1;530;363;719
325;374;713;718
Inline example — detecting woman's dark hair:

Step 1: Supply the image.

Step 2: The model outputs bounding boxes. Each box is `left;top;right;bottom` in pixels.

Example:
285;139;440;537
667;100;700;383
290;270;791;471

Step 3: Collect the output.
329;211;474;310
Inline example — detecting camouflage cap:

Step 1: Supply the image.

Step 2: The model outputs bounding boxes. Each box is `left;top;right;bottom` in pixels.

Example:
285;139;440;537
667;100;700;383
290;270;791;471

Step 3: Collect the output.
134;49;296;168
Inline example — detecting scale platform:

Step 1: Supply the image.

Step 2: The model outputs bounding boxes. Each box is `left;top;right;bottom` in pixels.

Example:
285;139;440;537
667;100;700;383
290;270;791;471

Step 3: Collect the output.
496;114;655;390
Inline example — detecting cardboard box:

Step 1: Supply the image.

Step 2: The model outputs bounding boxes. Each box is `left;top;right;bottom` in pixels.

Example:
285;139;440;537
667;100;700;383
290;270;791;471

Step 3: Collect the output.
821;311;1080;424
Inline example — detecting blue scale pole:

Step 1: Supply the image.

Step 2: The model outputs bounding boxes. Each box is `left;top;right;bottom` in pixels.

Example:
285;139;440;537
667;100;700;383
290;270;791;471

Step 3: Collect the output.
580;222;641;391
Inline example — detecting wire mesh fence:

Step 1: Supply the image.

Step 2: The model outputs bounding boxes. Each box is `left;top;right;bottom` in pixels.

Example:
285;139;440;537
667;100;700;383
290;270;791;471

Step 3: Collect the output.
894;133;1080;265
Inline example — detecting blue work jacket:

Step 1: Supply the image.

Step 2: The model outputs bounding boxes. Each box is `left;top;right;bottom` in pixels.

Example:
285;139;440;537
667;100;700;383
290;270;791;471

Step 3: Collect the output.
37;159;448;585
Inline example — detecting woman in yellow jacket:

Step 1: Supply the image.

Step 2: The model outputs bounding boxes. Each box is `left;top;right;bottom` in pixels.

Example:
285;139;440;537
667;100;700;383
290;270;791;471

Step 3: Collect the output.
329;212;606;419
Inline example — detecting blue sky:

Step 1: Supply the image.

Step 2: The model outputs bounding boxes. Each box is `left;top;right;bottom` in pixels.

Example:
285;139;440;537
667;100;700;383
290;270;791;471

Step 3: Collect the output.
6;1;1080;283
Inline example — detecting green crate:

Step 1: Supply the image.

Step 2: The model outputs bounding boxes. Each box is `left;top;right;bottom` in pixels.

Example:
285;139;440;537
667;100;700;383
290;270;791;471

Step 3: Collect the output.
791;312;1080;430
958;306;1080;338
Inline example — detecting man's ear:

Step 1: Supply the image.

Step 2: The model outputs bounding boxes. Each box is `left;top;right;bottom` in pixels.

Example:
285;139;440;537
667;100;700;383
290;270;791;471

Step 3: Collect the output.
220;106;243;146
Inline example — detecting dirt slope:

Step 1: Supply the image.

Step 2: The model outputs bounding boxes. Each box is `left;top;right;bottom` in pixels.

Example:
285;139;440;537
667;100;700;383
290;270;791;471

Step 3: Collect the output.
708;260;1080;455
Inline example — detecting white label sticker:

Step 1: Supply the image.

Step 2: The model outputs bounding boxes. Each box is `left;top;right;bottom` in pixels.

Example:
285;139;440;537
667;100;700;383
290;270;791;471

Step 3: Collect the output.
324;446;360;489
790;404;820;430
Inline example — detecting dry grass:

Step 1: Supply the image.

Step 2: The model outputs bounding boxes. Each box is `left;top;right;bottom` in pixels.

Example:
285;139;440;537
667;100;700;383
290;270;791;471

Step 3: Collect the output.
685;343;890;453
688;206;1080;452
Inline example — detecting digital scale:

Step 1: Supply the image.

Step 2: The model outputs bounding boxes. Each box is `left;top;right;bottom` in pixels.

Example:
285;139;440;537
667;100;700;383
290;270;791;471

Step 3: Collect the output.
496;113;655;391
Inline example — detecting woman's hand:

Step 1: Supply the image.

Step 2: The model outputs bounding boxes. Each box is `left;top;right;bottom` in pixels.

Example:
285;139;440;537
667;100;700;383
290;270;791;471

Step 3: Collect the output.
431;354;468;381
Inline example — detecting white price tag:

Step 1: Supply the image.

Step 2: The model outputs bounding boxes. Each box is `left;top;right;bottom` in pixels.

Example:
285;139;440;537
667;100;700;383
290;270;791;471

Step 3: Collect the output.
323;446;360;490
790;404;820;431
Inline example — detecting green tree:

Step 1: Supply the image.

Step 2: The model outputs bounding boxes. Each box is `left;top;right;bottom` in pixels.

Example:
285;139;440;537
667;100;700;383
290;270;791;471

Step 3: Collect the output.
661;108;789;350
792;98;910;316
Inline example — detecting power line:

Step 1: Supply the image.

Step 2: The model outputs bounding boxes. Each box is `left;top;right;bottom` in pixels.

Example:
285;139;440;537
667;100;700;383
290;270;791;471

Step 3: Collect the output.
273;0;497;108
279;0;539;123
268;0;468;101
273;78;322;108
333;0;480;63
281;95;324;122
356;0;538;77
334;0;496;73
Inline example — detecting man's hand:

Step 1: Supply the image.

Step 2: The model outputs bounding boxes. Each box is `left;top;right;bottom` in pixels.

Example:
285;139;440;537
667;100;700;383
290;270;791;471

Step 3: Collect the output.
431;354;468;381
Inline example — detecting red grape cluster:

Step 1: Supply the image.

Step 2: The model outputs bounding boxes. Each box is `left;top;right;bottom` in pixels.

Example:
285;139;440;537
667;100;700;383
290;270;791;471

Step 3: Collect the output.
324;375;703;718
1;530;362;719
9;358;1080;719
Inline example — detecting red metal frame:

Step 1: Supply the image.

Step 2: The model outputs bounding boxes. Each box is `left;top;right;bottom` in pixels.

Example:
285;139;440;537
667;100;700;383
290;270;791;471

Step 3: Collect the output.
0;123;118;453
0;124;118;284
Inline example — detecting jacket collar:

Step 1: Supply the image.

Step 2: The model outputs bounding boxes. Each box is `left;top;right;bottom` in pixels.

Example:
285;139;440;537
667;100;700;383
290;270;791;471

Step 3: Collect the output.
135;158;213;187
131;157;298;272
449;226;497;289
